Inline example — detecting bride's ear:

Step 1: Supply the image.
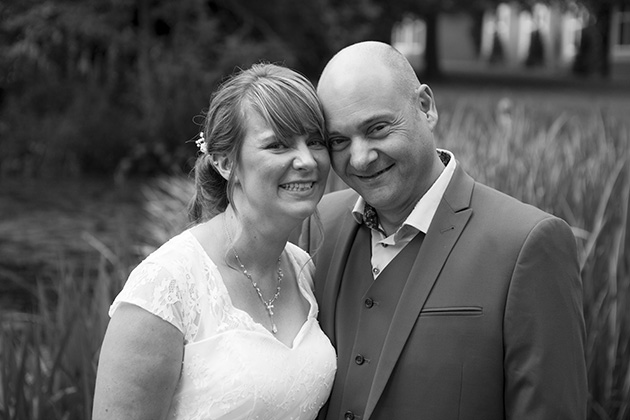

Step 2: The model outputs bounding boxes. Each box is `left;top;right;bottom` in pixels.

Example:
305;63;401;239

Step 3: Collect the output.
210;153;233;181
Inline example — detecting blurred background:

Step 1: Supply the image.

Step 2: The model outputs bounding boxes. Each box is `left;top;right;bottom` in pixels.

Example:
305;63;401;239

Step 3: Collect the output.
1;0;629;419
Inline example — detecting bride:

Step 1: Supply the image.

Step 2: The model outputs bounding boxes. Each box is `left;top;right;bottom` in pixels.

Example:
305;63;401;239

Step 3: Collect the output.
92;63;336;420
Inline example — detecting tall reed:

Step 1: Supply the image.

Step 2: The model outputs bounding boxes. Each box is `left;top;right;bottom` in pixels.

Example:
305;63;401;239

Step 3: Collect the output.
0;241;127;419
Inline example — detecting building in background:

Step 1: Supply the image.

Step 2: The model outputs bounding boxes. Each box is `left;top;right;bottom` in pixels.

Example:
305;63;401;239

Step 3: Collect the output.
392;2;630;80
479;3;585;70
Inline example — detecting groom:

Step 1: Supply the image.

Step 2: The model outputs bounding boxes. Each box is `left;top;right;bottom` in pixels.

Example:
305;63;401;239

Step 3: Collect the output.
297;41;587;420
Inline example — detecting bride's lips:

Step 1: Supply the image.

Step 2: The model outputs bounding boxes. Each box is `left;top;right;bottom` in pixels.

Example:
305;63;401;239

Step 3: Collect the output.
279;181;315;191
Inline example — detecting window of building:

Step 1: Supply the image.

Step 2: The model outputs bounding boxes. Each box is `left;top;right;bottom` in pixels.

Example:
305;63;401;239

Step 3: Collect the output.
618;5;630;46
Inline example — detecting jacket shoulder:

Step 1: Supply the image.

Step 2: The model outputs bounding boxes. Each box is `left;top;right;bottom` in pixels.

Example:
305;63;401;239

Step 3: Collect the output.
318;188;358;222
470;181;571;239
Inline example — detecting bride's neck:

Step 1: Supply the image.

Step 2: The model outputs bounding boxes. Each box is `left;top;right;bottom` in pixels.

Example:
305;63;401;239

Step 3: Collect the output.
223;210;287;272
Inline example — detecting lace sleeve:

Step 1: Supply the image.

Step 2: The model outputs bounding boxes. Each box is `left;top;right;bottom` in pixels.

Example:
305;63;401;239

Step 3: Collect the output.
109;260;188;337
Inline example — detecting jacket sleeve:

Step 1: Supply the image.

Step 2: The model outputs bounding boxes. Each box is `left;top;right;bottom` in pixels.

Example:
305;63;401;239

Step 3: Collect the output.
503;216;587;419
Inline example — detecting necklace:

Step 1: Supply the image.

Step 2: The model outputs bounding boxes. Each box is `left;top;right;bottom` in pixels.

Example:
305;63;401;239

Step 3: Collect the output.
224;216;283;334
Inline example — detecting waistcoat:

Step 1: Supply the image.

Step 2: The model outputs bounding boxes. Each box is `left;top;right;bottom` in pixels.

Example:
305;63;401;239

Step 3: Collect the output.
326;224;425;420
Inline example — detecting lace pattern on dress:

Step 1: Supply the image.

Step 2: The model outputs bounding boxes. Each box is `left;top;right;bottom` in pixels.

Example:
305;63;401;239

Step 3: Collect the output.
109;231;336;420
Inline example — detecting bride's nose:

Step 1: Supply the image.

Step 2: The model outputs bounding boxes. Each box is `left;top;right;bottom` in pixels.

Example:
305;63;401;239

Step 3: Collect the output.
292;142;317;171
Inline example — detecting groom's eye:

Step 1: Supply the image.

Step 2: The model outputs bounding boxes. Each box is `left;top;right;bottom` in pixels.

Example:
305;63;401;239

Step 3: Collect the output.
329;137;349;151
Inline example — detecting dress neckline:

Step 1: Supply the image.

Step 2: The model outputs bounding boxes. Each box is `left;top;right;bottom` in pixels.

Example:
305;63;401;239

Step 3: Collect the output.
184;230;315;350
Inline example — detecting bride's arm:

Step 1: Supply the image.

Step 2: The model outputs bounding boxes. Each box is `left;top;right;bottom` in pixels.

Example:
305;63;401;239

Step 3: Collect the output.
92;303;184;420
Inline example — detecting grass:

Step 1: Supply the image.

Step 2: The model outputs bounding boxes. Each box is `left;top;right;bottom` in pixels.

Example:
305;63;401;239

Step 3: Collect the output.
1;91;629;419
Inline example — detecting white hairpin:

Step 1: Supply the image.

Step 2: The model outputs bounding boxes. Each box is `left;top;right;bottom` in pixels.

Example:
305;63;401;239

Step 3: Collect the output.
195;132;208;154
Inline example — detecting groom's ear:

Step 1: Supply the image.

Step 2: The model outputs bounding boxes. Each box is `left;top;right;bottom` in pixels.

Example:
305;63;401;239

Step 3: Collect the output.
416;84;438;130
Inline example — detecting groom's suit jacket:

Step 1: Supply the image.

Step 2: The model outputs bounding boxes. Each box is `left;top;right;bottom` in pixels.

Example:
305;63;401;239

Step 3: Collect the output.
297;164;587;420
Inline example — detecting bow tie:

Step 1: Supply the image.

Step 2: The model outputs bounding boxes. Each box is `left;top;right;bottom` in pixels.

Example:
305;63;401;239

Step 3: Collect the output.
363;203;386;235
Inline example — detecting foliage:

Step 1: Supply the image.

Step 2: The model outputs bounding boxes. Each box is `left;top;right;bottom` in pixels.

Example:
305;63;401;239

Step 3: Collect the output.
0;0;395;178
4;0;624;178
0;259;123;420
0;0;329;178
2;94;629;419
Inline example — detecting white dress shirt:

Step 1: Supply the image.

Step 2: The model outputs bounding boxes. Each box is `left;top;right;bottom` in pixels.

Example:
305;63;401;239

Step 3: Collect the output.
351;149;456;279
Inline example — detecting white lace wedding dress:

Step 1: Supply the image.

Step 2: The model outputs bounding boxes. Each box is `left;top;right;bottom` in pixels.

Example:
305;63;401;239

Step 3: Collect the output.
110;230;337;420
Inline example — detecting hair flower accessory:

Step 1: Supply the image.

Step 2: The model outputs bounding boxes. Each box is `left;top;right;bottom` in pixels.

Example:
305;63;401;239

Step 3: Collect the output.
195;132;208;154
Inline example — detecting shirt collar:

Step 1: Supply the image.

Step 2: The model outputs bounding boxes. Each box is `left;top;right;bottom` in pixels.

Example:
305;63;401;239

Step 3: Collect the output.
352;149;456;235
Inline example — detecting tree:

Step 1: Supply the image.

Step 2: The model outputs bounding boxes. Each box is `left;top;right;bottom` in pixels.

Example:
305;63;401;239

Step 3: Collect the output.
0;0;356;176
0;0;233;176
207;0;335;79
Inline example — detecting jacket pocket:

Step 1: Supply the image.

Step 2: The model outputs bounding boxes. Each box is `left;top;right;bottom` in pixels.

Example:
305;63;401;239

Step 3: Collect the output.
419;306;483;316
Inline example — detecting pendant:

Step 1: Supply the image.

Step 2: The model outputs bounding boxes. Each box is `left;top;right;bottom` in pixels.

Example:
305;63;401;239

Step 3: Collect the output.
265;303;277;334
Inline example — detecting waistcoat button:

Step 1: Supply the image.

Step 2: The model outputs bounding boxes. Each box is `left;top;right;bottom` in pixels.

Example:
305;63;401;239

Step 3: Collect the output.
364;298;374;308
355;354;365;365
344;411;355;420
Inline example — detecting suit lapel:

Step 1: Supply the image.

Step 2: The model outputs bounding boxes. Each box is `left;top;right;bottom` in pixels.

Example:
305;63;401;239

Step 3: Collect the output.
317;199;360;346
364;165;475;419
